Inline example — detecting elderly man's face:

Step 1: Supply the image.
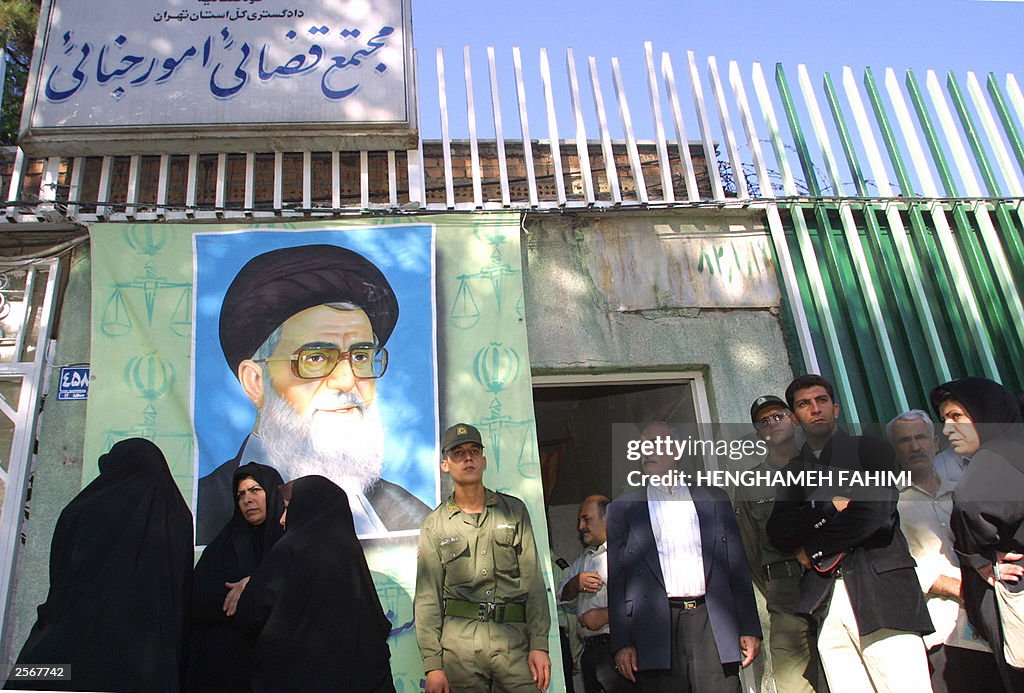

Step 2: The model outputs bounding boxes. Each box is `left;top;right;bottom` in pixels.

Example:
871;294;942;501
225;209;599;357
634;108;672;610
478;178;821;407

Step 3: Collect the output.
891;418;938;472
267;305;376;417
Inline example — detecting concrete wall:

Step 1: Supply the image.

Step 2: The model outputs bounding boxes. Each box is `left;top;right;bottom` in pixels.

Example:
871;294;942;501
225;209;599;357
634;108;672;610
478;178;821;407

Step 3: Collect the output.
522;208;796;423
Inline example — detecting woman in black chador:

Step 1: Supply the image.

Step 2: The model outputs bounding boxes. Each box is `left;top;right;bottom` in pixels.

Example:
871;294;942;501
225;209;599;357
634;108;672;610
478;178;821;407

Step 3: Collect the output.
8;438;193;692
931;377;1024;691
236;474;396;693
186;462;285;692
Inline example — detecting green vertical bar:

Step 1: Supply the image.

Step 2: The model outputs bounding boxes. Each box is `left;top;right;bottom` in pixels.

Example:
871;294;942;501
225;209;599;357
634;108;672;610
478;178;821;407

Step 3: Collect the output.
776;65;824;198
823;74;869;197
822;73;935;400
987;73;1024;176
905;70;1024;377
947;72;1024;281
862;69;980;379
863;68;917;196
946;72;1002;195
775;65;872;419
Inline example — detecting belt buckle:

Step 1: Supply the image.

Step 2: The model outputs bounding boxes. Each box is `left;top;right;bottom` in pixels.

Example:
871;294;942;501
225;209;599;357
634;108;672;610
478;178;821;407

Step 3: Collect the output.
684;600;696;610
477;602;493;621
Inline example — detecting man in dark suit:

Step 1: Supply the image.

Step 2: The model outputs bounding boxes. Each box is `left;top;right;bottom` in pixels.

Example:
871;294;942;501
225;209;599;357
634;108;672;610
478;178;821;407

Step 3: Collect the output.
766;374;933;692
607;422;762;693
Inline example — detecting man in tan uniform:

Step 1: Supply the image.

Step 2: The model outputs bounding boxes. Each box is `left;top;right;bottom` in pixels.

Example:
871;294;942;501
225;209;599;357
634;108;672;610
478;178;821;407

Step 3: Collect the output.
415;423;552;693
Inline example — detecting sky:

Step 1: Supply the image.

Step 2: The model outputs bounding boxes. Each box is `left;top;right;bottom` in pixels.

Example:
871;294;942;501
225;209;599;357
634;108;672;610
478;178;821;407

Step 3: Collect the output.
409;0;1023;140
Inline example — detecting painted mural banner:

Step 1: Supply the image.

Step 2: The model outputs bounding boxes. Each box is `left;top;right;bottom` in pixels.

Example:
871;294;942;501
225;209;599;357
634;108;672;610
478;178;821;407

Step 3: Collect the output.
85;214;564;692
21;0;416;154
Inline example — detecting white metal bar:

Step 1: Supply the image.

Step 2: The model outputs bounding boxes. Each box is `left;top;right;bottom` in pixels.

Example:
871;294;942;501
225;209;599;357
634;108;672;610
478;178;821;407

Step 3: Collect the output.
214;153;227;210
272;152;283;210
302;150;312;209
662;53;700;201
644;42;674;202
885;67;1001;378
244;152;255;211
566;48;595;204
332;151;342;208
796;63;908;409
730;62;774;198
967;71;1023;196
185;153;199;213
708;56;749;199
1007;74;1024;126
751;62;798;196
730;62;821;372
385;150;397;206
124;155;140;218
360;150;370;208
687;51;725;200
842;68;895;197
513;46;539;207
926;70;981;196
464;46;483;208
96;156;114;218
5;148;26;216
66;157;85;218
589;56;622;203
885;69;942;196
39;157;60;204
436;47;456;208
0;259;60;664
797;65;847;195
926;69;1024;346
611;57;648;203
540;47;567;205
487;46;511;206
842;66;951;381
407;146;425;206
11;268;35;362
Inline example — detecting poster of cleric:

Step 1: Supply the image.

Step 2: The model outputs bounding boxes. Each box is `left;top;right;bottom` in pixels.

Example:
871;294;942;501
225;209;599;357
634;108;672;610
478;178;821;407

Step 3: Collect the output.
190;226;438;545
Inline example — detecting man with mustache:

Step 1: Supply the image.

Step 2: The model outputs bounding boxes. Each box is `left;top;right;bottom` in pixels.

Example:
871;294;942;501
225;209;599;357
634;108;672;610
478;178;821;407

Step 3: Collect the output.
888;409;1002;692
195;244;430;545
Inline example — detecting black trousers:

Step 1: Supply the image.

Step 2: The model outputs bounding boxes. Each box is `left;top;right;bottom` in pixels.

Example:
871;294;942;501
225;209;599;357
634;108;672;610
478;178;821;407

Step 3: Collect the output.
927;644;1007;693
638;601;741;693
580;635;638;693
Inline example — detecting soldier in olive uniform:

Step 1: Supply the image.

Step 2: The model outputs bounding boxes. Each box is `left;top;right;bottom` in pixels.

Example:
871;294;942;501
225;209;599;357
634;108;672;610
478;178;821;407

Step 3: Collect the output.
415;423;552;693
735;395;828;692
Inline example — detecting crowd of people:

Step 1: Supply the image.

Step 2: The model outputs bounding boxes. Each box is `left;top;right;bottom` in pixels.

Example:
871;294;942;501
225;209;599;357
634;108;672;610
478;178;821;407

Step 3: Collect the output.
558;374;1024;693
4;372;1023;693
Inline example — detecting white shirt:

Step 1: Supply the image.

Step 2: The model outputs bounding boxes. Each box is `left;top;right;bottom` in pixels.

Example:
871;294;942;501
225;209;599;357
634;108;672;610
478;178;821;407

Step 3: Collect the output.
558;542;610;636
932;447;967;485
898;475;961;649
647;484;706;598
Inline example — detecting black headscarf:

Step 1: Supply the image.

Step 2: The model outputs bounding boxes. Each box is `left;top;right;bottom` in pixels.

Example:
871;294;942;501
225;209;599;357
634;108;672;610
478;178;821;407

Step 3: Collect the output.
930;377;1024;686
9;438;193;692
186;462;285;692
237;475;395;693
930;376;1024;472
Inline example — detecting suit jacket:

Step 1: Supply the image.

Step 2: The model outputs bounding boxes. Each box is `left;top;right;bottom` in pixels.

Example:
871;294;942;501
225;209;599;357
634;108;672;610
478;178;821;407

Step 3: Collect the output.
196;435;430;545
765;428;933;636
607;484;761;671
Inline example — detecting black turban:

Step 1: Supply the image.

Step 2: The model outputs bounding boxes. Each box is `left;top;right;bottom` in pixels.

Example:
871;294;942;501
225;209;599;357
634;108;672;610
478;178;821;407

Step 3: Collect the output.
218;245;399;374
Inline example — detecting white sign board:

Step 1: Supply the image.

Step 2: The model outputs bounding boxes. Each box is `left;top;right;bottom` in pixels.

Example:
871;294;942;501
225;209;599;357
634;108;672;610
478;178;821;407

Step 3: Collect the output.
20;0;417;155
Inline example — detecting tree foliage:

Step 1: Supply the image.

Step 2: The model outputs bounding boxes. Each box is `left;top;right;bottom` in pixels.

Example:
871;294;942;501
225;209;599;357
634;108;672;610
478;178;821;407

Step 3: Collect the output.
0;0;41;144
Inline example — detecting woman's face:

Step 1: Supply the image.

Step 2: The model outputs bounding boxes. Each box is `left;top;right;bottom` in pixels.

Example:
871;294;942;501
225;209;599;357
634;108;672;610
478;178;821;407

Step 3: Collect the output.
939;399;982;458
235;476;268;526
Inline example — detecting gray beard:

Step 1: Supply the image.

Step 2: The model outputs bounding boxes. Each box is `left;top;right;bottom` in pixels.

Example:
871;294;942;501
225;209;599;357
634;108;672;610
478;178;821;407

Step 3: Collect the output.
258;386;384;495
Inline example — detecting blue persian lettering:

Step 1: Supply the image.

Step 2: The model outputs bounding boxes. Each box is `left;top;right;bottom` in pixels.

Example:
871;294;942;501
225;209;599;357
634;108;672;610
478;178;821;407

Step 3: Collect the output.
43;24;395;103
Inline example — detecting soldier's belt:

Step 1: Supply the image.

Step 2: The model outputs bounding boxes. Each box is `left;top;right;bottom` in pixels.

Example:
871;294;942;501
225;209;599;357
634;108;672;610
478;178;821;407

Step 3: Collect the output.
444;598;526;623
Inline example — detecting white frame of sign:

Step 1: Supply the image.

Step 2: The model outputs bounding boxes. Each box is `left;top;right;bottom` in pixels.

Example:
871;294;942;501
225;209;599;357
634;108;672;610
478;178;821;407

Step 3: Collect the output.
18;0;418;156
